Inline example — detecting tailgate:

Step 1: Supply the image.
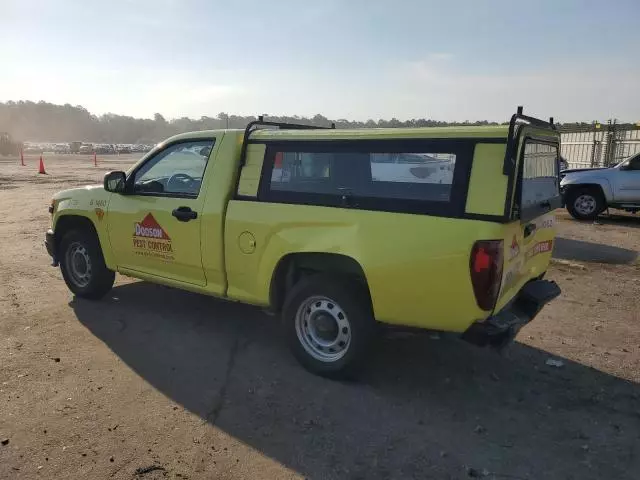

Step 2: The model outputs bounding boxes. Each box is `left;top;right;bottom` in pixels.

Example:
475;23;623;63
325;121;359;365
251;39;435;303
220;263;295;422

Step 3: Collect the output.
495;123;562;312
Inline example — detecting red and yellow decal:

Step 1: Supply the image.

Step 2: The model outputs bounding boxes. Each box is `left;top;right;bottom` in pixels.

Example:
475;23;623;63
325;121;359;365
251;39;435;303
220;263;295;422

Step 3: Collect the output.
526;240;553;259
132;213;174;260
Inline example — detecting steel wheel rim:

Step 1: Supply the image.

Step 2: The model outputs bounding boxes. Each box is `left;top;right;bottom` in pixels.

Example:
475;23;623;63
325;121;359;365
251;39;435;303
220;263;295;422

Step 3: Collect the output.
66;242;92;288
574;194;597;215
295;296;351;362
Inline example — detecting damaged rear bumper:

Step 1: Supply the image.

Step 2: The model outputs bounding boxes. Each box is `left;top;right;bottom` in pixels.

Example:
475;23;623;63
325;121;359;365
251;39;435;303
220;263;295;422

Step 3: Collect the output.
462;279;561;349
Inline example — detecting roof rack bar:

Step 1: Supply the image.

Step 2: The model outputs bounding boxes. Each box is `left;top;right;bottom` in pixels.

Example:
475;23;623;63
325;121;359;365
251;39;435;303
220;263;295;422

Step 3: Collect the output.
503;106;557;175
239;115;335;167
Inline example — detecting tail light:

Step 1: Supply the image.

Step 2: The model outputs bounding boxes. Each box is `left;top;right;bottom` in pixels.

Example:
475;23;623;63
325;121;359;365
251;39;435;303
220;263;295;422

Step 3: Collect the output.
470;240;504;311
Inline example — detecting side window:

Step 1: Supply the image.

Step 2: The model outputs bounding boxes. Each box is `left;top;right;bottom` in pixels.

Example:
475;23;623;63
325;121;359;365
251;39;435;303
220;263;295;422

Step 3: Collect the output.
271;152;333;193
628;155;640;170
266;143;460;204
370;153;455;186
133;140;214;196
521;142;559;208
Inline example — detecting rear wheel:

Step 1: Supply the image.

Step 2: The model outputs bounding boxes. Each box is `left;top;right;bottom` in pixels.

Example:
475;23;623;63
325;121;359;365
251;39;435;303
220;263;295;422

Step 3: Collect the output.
60;229;115;299
283;275;376;379
566;187;605;220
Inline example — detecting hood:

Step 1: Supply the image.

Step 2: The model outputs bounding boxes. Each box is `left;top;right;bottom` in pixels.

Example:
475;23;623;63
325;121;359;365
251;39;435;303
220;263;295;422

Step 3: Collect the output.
560;168;611;184
560;167;609;175
53;184;103;200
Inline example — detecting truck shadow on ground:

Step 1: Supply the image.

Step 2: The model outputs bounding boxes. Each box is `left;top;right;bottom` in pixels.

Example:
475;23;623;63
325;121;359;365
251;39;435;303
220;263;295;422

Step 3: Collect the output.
553;237;637;265
71;282;640;480
598;213;640;230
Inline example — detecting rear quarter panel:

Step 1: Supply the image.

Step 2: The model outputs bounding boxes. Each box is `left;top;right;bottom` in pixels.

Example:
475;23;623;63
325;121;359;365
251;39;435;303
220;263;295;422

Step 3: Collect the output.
225;202;503;332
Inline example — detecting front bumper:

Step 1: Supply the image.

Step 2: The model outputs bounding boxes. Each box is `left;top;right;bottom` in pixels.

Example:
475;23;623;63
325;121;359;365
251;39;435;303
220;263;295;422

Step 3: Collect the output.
462;279;561;349
45;229;58;266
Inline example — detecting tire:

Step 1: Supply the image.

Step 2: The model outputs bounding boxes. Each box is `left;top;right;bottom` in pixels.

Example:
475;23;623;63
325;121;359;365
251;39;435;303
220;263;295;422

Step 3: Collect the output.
59;229;115;299
565;187;605;220
282;274;376;379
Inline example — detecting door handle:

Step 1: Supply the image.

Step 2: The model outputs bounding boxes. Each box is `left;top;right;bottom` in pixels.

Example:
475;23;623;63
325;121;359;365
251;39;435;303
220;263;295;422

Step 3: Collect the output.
524;222;537;238
172;206;198;222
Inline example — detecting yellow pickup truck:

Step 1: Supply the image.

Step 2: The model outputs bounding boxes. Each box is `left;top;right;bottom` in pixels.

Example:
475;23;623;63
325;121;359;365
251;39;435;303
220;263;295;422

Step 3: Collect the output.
46;108;561;378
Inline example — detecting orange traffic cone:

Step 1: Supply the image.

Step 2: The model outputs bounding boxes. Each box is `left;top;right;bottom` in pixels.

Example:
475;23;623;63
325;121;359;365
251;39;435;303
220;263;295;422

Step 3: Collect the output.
20;149;25;166
93;151;97;167
38;155;47;174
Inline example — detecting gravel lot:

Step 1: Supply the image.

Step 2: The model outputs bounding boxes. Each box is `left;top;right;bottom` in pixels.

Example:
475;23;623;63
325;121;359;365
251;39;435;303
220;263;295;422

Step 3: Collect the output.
1;154;639;480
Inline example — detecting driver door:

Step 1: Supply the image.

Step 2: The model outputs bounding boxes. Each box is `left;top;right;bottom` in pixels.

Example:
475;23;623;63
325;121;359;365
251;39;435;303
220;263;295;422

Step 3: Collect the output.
107;139;215;286
614;154;640;202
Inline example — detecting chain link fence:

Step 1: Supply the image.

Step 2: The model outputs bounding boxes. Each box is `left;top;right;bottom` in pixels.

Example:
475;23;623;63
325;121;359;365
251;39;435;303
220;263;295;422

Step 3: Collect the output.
560;121;640;169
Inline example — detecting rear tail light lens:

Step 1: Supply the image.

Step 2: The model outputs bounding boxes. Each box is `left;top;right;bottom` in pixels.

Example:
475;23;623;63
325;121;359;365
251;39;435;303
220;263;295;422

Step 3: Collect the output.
470;240;504;311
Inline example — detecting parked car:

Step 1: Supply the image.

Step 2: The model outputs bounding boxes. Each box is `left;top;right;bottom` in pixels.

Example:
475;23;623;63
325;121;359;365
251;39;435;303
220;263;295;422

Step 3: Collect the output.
95;144;115;155
45;109;561;378
560;152;640;219
69;141;82;154
78;144;93;155
23;145;44;155
54;143;71;154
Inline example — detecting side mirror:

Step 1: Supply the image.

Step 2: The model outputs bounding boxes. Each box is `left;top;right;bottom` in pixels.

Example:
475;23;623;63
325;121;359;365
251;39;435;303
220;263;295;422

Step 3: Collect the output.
104;171;126;193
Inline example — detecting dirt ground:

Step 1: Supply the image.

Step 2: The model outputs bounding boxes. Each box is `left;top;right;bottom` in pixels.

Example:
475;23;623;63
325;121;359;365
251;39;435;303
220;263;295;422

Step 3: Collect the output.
1;154;639;480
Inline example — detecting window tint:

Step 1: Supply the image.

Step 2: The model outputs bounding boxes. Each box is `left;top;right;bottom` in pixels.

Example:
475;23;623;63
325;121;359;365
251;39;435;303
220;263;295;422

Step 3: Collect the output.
628;155;640;170
270;149;456;202
133;140;214;196
521;142;559;208
271;152;332;193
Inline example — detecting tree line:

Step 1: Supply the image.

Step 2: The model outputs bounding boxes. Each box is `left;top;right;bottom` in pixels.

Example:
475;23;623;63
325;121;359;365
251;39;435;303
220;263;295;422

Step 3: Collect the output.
0;100;506;144
1;100;625;144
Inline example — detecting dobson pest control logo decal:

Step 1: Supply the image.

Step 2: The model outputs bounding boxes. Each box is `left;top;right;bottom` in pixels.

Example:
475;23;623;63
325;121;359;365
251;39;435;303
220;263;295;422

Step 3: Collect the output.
132;213;174;260
526;240;553;259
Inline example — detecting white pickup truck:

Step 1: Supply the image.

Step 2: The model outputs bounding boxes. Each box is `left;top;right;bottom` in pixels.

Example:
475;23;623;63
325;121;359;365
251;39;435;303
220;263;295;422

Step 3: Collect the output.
560;153;640;219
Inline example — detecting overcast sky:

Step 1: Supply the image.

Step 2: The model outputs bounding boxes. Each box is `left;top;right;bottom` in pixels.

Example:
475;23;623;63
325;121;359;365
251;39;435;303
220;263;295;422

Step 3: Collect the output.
2;0;639;122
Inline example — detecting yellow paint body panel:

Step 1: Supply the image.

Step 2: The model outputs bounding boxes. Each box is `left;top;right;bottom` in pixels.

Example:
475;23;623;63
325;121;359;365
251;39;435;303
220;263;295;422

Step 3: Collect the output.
252;126;509;141
465;144;508;216
224;201;505;331
52;185;116;269
237;143;266;197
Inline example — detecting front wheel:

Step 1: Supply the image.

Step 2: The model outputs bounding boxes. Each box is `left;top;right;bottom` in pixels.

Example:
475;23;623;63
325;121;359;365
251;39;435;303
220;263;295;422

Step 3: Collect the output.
59;229;115;299
283;275;376;379
565;187;605;220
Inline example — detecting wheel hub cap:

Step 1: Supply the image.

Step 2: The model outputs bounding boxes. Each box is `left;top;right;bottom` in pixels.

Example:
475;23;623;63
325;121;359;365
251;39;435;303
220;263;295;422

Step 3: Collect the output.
66;242;92;288
295;296;351;362
575;194;596;215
